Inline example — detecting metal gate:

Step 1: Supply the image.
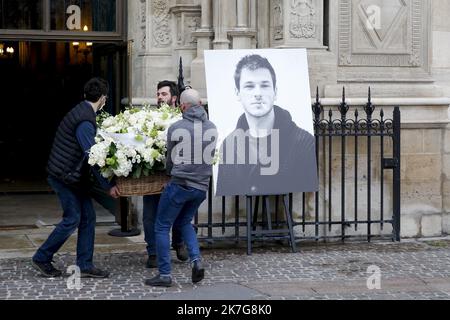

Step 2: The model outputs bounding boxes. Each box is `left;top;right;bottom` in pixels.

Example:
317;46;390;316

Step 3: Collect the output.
195;88;401;246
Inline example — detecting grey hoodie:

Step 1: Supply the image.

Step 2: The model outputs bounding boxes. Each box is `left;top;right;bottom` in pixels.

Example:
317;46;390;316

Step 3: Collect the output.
166;105;217;191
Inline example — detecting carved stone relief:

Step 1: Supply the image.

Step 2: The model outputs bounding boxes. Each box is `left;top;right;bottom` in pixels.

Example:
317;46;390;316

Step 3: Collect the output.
185;16;201;46
271;0;324;47
140;0;147;50
171;7;201;49
339;0;426;68
273;0;284;40
289;0;316;39
151;0;172;47
177;15;182;45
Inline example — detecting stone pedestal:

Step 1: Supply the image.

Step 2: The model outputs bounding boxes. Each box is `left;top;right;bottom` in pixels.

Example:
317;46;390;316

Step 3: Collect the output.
190;0;213;98
229;0;257;49
170;5;201;84
191;29;214;98
229;29;257;49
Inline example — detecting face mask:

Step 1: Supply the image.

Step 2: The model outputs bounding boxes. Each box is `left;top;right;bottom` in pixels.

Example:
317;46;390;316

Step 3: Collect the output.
99;97;107;110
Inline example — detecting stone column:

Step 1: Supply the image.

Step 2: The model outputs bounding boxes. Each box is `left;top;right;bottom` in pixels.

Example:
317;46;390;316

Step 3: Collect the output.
127;0;145;98
190;0;214;97
194;0;214;59
256;0;271;48
212;0;231;50
237;0;249;27
200;0;212;29
229;0;256;49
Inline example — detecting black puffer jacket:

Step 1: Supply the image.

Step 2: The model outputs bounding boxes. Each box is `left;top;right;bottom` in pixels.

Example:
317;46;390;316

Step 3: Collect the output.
47;101;97;185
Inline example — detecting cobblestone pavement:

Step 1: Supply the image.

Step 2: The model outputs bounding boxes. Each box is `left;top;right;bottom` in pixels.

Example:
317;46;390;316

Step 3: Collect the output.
1;239;450;300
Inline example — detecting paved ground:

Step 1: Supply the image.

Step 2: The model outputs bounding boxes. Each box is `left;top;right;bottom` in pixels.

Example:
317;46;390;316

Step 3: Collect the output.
0;194;114;227
1;225;450;300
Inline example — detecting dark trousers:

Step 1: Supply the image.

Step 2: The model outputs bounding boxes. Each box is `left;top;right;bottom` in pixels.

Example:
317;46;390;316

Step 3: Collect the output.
33;176;96;270
155;182;206;275
143;194;184;256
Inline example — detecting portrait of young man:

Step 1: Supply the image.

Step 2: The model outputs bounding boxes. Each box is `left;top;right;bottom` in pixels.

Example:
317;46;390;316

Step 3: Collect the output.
205;49;319;196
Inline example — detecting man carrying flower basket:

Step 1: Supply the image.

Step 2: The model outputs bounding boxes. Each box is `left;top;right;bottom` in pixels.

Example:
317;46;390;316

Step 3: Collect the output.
87;80;189;267
145;88;218;287
89;80;204;274
32;78;120;279
143;80;189;269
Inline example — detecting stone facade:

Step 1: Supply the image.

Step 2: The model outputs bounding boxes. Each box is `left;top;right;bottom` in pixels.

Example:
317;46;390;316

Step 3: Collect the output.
127;0;450;238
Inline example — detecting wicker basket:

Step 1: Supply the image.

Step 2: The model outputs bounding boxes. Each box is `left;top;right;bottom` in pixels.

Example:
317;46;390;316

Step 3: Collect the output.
116;172;170;196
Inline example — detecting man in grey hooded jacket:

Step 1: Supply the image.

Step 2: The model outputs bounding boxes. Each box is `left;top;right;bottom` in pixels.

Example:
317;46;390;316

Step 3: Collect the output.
145;89;217;287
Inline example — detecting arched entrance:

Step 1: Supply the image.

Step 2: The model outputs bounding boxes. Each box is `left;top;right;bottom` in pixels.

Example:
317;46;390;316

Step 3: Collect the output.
0;0;128;226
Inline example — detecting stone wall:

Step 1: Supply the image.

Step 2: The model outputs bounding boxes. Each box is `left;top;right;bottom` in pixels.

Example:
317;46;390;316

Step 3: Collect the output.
434;0;450;236
128;0;450;238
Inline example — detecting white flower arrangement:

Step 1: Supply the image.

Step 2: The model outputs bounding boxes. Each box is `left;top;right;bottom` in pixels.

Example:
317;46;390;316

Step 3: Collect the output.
88;104;182;179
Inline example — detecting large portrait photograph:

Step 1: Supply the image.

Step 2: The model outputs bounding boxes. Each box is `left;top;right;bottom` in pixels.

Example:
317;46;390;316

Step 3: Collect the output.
205;49;319;196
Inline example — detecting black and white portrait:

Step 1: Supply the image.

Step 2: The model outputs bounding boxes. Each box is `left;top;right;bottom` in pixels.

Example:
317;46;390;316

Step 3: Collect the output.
204;49;318;196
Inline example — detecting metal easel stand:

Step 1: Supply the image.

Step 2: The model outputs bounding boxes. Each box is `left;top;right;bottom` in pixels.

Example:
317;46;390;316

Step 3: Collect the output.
246;194;296;255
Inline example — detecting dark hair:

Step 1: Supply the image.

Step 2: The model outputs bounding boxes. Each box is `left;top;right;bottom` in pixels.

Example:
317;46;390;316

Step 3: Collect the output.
234;54;277;91
157;80;178;97
84;77;109;103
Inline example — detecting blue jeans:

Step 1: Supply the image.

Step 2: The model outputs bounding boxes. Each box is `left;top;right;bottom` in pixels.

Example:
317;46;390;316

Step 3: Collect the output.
33;176;96;270
143;194;184;256
154;182;206;276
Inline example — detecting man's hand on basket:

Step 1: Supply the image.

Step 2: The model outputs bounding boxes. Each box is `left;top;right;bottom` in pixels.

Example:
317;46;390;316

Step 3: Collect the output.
109;186;121;199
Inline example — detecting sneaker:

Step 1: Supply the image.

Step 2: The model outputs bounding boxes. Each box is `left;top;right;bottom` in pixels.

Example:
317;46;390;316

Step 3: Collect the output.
145;274;172;287
80;267;110;278
174;244;189;262
31;259;62;278
146;255;158;268
191;260;205;284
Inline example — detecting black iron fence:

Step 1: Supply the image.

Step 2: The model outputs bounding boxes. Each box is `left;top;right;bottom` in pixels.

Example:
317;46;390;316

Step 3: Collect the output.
194;88;401;249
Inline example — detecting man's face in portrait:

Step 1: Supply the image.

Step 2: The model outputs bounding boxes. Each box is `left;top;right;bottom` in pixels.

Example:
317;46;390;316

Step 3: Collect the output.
237;67;277;119
157;86;175;106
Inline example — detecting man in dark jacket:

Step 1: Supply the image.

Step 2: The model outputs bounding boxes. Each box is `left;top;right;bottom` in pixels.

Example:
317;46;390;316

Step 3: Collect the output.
145;89;217;287
216;54;318;196
32;78;120;278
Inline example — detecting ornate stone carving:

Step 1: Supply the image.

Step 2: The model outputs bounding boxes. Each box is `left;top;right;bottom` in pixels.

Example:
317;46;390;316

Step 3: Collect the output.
140;0;147;50
289;0;316;39
339;0;427;67
409;0;422;67
141;0;147;24
177;16;182;45
185;16;201;46
151;0;172;47
170;6;201;49
339;53;352;66
409;52;421;67
273;0;284;40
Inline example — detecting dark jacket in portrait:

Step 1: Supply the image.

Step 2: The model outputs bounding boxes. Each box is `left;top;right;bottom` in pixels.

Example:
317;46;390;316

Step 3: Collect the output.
216;105;318;196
